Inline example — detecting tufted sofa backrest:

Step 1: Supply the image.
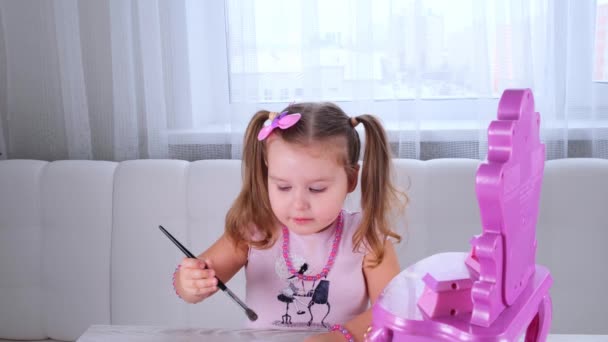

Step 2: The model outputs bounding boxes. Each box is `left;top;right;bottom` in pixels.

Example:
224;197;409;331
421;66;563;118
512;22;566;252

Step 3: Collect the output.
0;159;607;341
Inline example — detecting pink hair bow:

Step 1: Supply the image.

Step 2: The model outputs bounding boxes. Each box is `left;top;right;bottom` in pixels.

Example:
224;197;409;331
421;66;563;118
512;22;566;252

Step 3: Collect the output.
257;110;301;141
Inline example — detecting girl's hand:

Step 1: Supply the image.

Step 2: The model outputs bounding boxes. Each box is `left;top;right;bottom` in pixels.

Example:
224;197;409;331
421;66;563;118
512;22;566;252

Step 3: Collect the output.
177;257;219;301
304;331;346;342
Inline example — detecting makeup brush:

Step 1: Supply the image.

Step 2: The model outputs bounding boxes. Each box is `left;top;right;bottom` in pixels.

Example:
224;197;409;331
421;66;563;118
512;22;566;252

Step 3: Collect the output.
158;225;258;322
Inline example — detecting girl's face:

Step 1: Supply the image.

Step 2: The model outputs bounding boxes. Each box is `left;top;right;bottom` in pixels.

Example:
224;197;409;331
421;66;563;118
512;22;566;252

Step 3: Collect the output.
266;136;356;235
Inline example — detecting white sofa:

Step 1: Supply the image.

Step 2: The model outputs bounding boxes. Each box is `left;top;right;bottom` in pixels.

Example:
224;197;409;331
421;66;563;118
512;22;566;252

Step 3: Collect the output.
0;158;607;342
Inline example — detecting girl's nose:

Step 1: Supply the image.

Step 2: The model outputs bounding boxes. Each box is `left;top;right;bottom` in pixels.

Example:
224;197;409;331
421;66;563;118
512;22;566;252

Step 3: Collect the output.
293;190;310;210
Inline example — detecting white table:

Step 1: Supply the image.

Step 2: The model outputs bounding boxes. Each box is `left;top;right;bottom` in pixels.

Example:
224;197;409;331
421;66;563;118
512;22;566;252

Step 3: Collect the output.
77;325;315;342
76;325;608;342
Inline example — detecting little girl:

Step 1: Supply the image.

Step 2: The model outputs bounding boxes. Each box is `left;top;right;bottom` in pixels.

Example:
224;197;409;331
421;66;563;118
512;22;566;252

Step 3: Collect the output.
174;102;407;342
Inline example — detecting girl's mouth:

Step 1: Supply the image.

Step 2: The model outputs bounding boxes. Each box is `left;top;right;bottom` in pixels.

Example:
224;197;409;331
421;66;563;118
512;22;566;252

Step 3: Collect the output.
293;217;313;224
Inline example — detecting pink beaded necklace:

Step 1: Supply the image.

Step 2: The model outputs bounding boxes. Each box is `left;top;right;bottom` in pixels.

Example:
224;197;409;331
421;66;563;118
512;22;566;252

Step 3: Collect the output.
281;211;344;281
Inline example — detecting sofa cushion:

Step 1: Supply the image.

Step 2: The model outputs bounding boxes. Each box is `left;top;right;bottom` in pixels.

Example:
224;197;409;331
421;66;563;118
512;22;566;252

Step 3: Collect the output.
537;158;608;333
0;160;47;340
110;160;190;327
41;161;117;341
1;158;608;341
185;160;248;328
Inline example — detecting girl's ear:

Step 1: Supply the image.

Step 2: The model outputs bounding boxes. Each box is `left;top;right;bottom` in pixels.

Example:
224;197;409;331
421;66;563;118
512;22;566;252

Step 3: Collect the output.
347;164;360;193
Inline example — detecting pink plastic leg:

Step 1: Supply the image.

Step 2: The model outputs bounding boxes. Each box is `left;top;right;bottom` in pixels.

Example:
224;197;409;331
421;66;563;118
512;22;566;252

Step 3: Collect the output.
524;295;552;342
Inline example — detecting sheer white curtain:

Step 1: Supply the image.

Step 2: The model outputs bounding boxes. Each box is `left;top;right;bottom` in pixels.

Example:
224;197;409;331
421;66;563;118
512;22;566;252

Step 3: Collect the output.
0;0;224;161
0;0;606;161
226;0;608;160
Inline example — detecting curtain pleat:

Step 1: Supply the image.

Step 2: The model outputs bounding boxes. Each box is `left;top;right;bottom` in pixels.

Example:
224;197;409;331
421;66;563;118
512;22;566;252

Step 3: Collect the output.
0;0;607;161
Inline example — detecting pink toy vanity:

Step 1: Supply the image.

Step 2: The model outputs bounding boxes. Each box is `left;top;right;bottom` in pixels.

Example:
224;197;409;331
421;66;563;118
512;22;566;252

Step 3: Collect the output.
366;89;553;342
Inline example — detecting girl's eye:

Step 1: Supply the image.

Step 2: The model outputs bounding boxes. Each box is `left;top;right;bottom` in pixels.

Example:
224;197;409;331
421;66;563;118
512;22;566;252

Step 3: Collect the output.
309;188;326;193
278;186;291;191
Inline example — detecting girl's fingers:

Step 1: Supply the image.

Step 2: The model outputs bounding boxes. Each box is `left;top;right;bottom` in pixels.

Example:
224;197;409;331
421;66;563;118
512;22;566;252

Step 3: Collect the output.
180;258;215;277
179;257;219;298
200;268;216;279
193;278;218;288
185;277;217;289
181;257;207;270
194;287;217;297
184;283;218;297
180;257;196;268
187;268;215;280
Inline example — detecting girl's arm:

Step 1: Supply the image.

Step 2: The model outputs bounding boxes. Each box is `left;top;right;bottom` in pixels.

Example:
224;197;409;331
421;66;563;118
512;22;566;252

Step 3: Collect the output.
174;233;249;303
198;233;249;283
306;240;400;342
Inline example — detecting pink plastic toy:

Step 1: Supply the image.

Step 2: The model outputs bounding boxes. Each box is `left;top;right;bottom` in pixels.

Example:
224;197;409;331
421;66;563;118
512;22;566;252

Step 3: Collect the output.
365;89;553;342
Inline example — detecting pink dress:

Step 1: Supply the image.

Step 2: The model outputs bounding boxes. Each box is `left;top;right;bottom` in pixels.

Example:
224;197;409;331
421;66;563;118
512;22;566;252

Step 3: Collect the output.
245;210;368;330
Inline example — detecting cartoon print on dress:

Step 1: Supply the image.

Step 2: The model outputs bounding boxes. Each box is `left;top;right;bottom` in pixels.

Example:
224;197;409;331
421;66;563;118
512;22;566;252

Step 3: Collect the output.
273;253;332;328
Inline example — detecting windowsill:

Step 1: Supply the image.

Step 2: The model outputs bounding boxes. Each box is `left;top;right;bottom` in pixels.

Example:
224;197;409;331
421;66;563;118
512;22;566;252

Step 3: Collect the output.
167;120;608;145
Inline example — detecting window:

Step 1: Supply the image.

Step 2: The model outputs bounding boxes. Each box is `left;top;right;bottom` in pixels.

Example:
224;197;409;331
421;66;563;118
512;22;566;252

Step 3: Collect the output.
176;0;604;145
280;88;289;100
225;0;547;103
264;88;273;101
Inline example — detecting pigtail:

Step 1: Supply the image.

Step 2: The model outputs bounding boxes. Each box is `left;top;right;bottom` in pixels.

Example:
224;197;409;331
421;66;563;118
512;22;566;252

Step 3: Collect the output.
353;115;405;266
225;110;276;248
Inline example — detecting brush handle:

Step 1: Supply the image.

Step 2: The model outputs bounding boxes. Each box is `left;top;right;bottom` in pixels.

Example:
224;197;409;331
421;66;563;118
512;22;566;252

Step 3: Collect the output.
158;225;256;320
158;225;227;290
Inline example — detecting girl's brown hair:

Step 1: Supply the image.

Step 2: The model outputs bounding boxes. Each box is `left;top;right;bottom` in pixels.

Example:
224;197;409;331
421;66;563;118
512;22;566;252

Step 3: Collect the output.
225;102;407;266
